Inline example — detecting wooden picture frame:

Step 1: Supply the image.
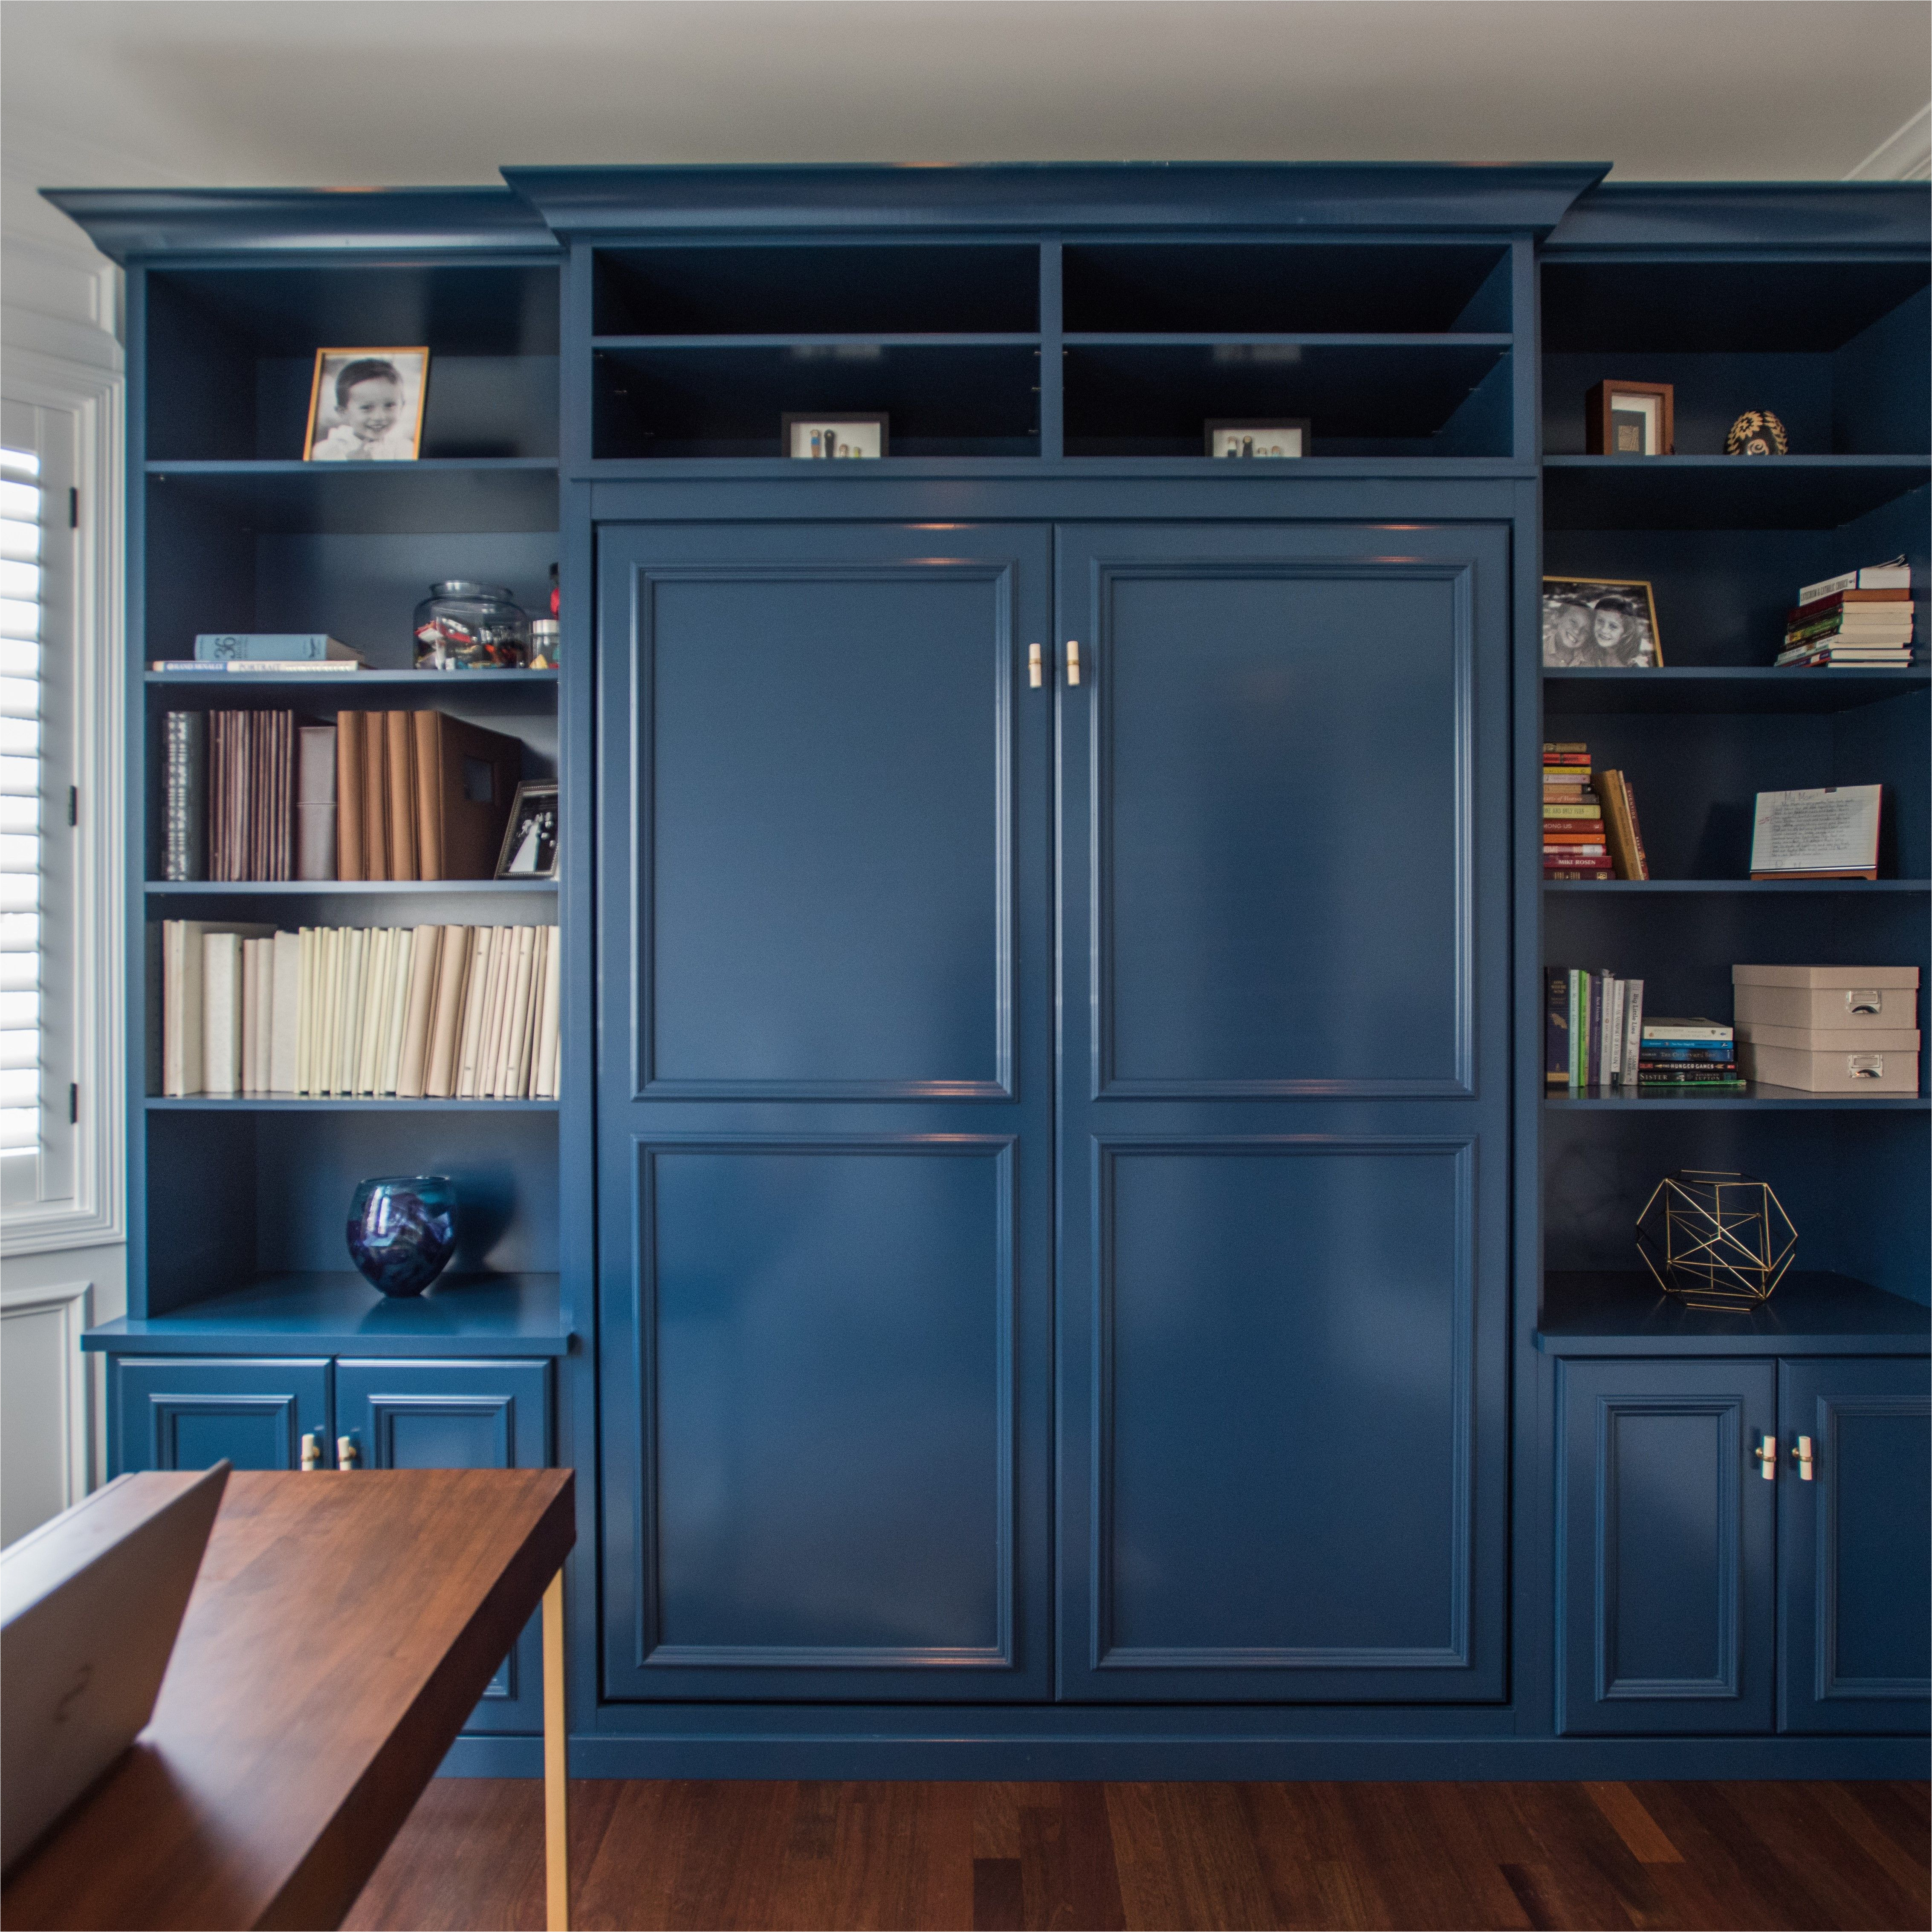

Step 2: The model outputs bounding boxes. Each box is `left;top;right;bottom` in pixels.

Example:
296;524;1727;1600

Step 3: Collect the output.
1542;577;1665;667
783;413;889;459
1206;419;1310;459
304;348;430;462
1584;380;1674;456
495;781;559;879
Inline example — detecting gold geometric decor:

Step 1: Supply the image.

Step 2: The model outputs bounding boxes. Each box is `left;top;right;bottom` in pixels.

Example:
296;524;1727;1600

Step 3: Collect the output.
1635;1169;1797;1310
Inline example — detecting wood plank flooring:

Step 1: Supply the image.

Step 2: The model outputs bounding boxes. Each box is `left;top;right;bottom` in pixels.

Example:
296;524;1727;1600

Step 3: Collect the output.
344;1778;1928;1931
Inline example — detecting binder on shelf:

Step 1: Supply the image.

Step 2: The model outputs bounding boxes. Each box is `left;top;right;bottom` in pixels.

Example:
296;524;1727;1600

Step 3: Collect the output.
414;713;521;880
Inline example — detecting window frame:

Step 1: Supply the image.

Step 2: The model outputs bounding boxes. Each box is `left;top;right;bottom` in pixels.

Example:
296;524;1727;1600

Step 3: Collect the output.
0;343;123;1256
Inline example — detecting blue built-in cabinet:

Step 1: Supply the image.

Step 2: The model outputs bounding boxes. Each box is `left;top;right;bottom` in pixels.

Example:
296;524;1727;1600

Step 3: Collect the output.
55;162;1929;1779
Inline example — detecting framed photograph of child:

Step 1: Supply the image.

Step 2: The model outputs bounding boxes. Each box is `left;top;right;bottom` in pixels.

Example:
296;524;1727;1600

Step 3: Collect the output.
783;414;888;459
1542;577;1664;668
495;782;559;880
304;348;430;462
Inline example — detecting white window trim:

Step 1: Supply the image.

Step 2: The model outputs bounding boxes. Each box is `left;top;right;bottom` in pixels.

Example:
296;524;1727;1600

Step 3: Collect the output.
0;1276;95;1508
0;340;123;1256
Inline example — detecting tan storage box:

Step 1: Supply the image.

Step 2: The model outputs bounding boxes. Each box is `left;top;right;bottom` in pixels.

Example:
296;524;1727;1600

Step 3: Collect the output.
1734;1021;1920;1053
1738;1039;1920;1094
1732;964;1920;1033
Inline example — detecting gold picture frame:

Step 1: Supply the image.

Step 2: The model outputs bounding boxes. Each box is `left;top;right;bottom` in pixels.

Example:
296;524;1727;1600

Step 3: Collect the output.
1541;576;1663;668
304;347;430;462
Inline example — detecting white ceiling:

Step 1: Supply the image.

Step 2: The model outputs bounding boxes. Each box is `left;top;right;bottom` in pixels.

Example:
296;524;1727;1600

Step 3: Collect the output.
3;1;1929;251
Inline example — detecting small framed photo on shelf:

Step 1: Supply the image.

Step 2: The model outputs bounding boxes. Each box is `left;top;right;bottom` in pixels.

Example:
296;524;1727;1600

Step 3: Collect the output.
304;348;429;462
495;782;559;879
1206;419;1309;459
1542;578;1664;667
1584;380;1674;457
784;414;888;459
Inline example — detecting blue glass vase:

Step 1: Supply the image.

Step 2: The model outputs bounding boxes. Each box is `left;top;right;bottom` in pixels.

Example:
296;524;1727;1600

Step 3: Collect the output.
347;1175;457;1297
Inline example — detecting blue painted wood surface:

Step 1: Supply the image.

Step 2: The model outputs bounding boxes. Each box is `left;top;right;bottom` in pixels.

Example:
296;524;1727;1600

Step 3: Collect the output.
596;521;1053;1702
1558;1358;1777;1735
337;1356;552;1729
1778;1358;1932;1735
1054;520;1511;1702
114;1356;331;1473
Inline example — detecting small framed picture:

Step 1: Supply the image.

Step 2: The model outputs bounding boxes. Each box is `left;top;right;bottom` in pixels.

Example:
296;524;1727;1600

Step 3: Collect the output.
784;413;888;459
1584;380;1674;457
304;348;429;462
1542;578;1664;667
1206;419;1309;459
495;782;559;879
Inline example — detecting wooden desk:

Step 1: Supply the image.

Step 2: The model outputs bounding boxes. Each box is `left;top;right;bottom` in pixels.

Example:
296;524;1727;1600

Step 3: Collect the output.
3;1468;574;1932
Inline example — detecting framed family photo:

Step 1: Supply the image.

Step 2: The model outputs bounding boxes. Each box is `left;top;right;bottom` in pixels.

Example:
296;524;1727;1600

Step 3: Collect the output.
304;347;430;462
1206;419;1309;459
495;782;559;879
784;413;888;459
1542;578;1664;667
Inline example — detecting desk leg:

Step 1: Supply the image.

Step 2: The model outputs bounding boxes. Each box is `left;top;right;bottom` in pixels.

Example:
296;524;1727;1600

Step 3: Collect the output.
543;1572;569;1932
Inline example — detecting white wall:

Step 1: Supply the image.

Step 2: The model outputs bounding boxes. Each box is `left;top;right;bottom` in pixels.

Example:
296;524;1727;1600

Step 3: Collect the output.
0;162;125;1543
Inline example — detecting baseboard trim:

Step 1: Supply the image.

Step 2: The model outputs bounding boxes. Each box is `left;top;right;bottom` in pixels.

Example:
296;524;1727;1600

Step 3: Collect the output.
437;1731;1931;1781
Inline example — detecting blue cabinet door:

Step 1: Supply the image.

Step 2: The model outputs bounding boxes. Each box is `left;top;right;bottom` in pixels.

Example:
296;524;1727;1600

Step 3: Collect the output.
1054;522;1512;1702
114;1357;330;1473
1558;1359;1776;1735
1779;1358;1931;1735
596;523;1053;1702
335;1358;552;1732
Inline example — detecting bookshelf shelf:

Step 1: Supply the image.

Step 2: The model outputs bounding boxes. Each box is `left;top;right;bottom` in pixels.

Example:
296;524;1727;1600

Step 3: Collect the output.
79;1271;570;1357
145;1096;561;1112
144;878;558;895
146;669;558;689
1542;667;1929;715
1544;879;1929;893
1545;1085;1929;1111
1534;1270;1931;1357
145;460;560;537
1542;455;1930;531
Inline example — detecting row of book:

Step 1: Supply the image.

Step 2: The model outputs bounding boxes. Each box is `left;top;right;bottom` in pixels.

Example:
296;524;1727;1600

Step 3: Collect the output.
1543;743;1649;881
159;921;561;1100
1545;968;1740;1090
161;709;523;883
1779;559;1914;669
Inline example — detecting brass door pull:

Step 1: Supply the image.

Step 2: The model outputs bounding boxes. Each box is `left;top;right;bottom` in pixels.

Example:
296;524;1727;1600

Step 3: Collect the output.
1066;639;1082;685
1753;1433;1777;1479
1793;1434;1815;1481
1028;643;1042;689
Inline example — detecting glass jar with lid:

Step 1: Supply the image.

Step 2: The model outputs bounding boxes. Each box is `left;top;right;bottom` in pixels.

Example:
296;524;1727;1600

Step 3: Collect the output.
413;581;530;669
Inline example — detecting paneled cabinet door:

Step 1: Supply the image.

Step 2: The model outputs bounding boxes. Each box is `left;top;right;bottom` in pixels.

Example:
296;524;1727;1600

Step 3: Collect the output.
1558;1359;1777;1735
1055;522;1512;1702
1779;1358;1931;1735
113;1356;330;1473
596;523;1053;1702
334;1358;552;1732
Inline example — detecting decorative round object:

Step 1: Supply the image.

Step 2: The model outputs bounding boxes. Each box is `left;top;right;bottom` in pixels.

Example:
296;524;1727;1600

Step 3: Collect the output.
1636;1169;1796;1308
1725;410;1789;456
413;581;530;669
347;1175;457;1297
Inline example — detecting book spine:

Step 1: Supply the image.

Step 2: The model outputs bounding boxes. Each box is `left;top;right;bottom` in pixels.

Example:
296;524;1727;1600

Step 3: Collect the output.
1588;971;1605;1089
161;711;207;881
1620;980;1644;1088
1568;970;1583;1089
1545;969;1568;1089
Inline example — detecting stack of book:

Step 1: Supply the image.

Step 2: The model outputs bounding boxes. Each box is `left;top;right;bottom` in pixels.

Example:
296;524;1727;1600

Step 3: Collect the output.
1545;967;1646;1090
151;632;364;672
1777;560;1915;669
1636;1018;1742;1092
159;921;561;1100
160;708;522;883
1543;744;1611;880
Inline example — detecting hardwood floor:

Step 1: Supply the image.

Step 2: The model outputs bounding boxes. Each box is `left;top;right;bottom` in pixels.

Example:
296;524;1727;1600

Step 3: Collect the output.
344;1778;1929;1931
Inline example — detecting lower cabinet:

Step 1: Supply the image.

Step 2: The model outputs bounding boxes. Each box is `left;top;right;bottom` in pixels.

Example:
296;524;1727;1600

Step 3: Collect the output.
1559;1356;1929;1736
108;1353;553;1735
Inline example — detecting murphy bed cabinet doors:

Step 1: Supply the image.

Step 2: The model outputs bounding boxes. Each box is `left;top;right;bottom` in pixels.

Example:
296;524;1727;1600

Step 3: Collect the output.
596;520;1511;1704
1558;1357;1932;1736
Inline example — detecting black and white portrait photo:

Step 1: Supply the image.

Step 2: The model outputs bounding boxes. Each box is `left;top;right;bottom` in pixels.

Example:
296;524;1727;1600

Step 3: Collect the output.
1541;578;1663;668
496;782;559;879
304;347;429;462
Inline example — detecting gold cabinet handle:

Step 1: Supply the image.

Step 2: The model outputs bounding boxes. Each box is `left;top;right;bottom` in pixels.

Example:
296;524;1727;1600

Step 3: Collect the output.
1753;1432;1777;1480
336;1435;360;1470
1027;643;1042;689
1793;1434;1815;1481
1066;639;1082;686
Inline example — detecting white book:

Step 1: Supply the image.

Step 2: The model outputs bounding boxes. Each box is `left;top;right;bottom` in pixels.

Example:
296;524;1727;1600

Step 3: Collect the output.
535;926;562;1100
1605;976;1625;1086
379;926;414;1096
396;925;443;1099
423;926;473;1098
524;926;552;1099
320;926;346;1096
239;938;265;1092
472;927;508;1099
1797;560;1911;604
501;925;538;1099
1620;979;1645;1086
202;932;243;1097
356;927;393;1096
456;927;497;1098
271;931;301;1093
295;928;315;1094
483;926;518;1098
162;920;201;1097
344;927;374;1095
